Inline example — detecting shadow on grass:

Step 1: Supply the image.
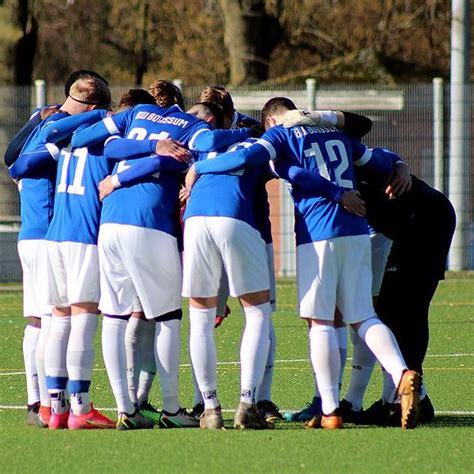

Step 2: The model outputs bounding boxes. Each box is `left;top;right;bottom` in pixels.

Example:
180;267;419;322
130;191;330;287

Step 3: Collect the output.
429;414;474;427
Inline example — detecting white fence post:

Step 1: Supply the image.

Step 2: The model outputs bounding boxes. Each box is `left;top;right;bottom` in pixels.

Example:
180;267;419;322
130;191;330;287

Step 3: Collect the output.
305;78;316;111
433;77;444;193
34;79;46;109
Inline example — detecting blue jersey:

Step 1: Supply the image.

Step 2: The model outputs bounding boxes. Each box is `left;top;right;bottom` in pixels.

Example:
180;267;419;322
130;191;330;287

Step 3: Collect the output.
96;105;208;235
184;138;271;234
230;111;259;129
11;113;69;241
45;143;114;245
194;125;397;245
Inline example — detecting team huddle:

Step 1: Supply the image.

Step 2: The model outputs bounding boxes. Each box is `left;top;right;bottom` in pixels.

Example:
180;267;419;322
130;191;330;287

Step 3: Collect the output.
6;70;455;431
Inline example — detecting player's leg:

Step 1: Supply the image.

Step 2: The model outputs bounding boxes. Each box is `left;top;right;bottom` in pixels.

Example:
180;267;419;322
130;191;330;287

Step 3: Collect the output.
43;240;71;429
212;217;273;429
183;216;223;429
98;224;154;430
341;233;392;421
64;242;114;429
123;225;195;427
35;314;51;427
256;242;283;421
340;235;420;430
296;240;342;430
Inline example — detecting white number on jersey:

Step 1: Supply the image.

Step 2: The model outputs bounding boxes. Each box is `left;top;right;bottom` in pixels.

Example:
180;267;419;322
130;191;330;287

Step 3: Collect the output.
304;139;353;188
57;147;88;195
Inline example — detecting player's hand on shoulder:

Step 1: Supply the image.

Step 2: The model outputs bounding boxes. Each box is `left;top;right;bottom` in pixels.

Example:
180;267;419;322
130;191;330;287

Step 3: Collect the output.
155;138;192;163
99;175;118;201
280;109;320;128
385;161;412;199
339;190;366;217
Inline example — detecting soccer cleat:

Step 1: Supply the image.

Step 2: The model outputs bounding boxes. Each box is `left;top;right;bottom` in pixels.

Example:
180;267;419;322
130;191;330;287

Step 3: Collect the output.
257;400;283;422
190;401;205;419
361;399;400;426
304;414;322;429
200;406;225;430
214;305;231;328
68;405;115;430
283;396;322;422
49;410;70;430
158;407;200;428
321;413;343;430
36;405;51;428
26;402;40;426
116;411;155;430
397;370;421;430
419;395;435;423
234;402;274;430
139;401;161;424
339;399;364;424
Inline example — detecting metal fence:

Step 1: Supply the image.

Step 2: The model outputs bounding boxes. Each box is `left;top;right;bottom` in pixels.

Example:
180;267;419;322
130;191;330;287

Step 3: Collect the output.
0;81;472;281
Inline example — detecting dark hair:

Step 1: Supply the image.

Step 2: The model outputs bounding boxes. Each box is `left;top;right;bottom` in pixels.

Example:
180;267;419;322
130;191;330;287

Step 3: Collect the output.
261;97;297;124
198;85;234;119
191;101;225;129
64;70;108;97
116;89;156;112
147;80;184;109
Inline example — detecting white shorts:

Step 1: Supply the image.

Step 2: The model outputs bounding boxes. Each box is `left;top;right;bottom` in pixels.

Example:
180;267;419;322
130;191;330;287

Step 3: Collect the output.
98;223;182;319
370;233;392;296
266;243;277;311
182;216;270;298
17;240;52;317
214;242;276;314
297;235;376;324
45;240;100;307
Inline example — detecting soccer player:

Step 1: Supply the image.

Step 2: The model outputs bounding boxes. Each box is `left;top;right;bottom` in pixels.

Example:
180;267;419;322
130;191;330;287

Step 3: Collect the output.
4;70;108;167
185;97;422;430
342;173;456;425
7;75;110;427
183;139;275;430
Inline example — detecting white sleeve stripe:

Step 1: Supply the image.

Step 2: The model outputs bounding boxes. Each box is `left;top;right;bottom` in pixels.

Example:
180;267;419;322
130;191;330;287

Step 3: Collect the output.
188;128;207;150
353;148;372;167
104;135;120;146
255;139;276;160
111;174;121;188
45;143;60;160
103;117;120;135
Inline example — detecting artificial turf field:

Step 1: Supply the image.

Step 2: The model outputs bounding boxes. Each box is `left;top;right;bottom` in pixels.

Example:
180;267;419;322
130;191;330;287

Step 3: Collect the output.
0;274;473;473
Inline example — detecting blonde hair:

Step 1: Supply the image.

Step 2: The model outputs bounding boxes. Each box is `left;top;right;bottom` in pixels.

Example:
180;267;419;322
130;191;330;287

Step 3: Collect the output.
69;76;111;108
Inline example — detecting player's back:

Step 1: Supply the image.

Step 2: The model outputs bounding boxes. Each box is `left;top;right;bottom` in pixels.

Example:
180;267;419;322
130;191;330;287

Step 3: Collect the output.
266;124;369;244
185;138;270;233
46;143;113;245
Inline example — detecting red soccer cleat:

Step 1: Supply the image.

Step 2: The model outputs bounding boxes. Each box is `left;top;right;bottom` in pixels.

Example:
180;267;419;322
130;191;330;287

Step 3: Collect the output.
68;405;115;430
37;405;51;428
49;410;70;430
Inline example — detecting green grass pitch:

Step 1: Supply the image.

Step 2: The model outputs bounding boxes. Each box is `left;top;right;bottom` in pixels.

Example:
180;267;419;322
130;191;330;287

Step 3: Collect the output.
0;275;473;473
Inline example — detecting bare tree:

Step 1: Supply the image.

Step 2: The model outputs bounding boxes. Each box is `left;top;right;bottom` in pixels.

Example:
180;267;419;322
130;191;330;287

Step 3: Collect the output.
218;0;282;85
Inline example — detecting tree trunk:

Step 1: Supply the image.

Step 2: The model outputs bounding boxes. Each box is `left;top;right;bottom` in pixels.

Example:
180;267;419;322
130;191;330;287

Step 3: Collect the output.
218;0;282;85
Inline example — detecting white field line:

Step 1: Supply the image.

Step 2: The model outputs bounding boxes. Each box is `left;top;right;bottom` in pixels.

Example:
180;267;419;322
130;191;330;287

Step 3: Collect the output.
0;404;473;416
0;353;473;377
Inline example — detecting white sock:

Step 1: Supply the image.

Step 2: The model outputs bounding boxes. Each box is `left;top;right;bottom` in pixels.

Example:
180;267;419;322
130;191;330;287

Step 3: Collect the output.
155;319;181;414
67;313;98;415
309;324;340;415
257;317;276;402
189;306;219;409
23;324;40;405
45;314;71;397
336;326;348;393
344;328;376;411
191;366;204;405
381;368;397;403
125;317;147;405
240;303;271;404
137;319;157;406
356;317;407;389
102;316;135;415
36;315;51;407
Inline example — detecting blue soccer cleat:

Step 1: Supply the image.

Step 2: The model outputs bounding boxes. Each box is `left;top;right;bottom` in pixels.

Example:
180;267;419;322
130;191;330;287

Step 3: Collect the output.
284;396;322;422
